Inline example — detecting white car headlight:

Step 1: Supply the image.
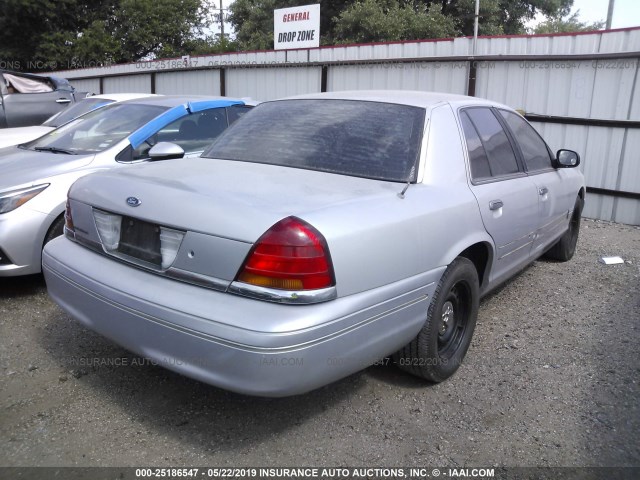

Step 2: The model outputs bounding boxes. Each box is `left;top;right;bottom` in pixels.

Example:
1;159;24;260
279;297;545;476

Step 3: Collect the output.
0;184;50;214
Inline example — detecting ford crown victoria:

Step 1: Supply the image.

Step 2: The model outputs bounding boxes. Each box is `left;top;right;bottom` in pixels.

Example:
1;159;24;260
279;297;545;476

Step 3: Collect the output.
43;91;585;396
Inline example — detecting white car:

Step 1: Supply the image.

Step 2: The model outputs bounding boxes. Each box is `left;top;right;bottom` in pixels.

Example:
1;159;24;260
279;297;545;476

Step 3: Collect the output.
0;95;251;276
0;93;156;148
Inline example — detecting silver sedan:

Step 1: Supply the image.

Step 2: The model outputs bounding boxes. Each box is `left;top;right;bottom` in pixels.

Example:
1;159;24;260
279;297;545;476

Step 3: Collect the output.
43;91;585;396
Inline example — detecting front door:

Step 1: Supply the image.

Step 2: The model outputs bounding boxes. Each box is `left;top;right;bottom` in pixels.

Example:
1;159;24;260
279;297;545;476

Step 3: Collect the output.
459;107;540;285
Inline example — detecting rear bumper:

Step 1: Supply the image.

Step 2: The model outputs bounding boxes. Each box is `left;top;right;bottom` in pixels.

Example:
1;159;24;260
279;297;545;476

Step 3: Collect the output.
43;237;442;397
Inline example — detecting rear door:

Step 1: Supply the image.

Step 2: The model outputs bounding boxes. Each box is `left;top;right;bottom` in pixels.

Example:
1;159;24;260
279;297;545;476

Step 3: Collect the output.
498;109;572;256
460;107;540;285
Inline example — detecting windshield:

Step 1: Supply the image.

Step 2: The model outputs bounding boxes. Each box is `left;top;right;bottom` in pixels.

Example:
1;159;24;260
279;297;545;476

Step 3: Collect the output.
43;97;115;127
203;99;425;182
27;103;167;155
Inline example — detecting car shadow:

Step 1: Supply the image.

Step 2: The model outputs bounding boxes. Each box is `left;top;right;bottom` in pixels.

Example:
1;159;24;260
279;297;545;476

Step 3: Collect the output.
0;274;46;299
363;360;437;389
36;311;371;451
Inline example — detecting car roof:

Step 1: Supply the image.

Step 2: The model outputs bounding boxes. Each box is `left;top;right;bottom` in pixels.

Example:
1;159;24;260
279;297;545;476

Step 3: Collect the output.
281;90;509;110
89;93;159;102
120;95;243;108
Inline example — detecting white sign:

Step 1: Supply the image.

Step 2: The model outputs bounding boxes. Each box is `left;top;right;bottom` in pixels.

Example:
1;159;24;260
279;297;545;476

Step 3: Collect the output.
274;4;320;50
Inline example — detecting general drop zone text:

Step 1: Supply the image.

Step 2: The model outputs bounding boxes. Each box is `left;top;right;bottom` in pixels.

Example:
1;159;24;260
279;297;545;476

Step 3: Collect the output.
278;30;316;43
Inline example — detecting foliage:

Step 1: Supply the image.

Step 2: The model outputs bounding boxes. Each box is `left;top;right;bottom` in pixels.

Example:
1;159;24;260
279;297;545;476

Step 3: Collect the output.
0;0;595;69
229;0;577;50
333;0;458;43
0;0;223;71
532;10;605;34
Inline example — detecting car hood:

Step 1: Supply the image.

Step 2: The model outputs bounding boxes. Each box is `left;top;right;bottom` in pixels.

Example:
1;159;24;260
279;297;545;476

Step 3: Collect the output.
70;157;402;243
0;126;54;149
0;147;95;191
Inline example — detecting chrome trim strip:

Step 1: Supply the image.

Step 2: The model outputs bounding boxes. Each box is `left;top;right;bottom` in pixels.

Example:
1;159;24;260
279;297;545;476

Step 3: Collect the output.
498;239;534;260
63;226;76;241
73;231;231;292
73;233;103;252
165;267;229;292
72;209;337;305
228;282;337;305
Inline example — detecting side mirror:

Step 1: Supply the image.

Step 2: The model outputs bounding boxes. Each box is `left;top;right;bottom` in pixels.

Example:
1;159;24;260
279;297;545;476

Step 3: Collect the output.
148;142;185;161
556;149;580;168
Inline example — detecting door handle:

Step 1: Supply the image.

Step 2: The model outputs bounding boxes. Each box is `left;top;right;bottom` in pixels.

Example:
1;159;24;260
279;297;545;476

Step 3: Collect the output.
539;187;549;195
489;200;503;211
56;98;71;104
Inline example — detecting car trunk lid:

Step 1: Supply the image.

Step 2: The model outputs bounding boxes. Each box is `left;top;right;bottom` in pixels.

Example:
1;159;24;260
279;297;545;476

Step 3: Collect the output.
70;157;399;243
68;157;401;287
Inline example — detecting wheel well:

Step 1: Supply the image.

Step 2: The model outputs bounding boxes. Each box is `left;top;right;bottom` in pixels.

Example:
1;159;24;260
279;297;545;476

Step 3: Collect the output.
459;242;492;289
578;188;585;200
43;213;65;249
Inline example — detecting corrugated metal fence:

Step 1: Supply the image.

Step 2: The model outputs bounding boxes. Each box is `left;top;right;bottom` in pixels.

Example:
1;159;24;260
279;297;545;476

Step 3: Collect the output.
53;28;640;225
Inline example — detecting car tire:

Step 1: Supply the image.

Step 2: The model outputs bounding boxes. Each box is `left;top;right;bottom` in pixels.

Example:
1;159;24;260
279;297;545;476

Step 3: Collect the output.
544;196;583;262
43;215;65;247
394;257;479;383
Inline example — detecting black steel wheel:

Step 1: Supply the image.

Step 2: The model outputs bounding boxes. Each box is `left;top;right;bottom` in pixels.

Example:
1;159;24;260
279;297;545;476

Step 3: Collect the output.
394;257;479;383
545;195;584;262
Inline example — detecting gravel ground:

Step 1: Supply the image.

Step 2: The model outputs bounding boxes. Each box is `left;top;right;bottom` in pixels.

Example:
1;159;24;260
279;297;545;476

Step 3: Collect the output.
0;218;639;469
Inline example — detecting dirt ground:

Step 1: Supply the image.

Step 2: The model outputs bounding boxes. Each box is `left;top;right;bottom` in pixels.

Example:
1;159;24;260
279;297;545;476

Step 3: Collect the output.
1;218;639;469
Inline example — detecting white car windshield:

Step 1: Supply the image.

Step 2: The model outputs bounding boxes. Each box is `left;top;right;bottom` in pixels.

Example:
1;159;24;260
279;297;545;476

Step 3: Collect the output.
42;97;115;128
25;103;168;155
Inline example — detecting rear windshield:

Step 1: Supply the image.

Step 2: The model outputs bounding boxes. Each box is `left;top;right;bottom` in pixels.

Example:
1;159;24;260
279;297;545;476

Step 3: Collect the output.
202;99;425;182
43;97;115;127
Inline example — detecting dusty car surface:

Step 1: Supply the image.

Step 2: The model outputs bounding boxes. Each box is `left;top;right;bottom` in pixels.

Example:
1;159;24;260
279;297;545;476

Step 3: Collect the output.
43;91;585;397
0;70;88;128
0;95;251;276
0;93;157;148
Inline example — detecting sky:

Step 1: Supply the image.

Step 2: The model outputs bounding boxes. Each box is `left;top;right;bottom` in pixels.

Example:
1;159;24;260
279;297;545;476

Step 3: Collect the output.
568;0;640;28
209;0;640;37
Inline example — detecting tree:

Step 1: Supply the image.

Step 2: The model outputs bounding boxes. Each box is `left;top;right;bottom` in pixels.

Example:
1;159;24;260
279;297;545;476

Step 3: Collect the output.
0;0;219;71
421;0;575;36
532;10;605;34
229;0;577;51
1;0;586;69
333;0;458;43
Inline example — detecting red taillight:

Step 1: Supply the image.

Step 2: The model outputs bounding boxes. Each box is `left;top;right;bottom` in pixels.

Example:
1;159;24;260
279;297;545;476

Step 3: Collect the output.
64;199;74;233
236;217;335;291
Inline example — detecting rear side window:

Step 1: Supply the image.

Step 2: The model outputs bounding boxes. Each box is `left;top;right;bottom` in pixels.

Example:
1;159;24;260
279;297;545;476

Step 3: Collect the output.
499;110;553;172
227;105;253;124
464;108;520;180
460;111;491;180
203;99;425;183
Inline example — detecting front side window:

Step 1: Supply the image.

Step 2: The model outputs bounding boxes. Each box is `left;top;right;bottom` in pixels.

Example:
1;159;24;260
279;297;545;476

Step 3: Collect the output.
464;108;520;180
203;99;425;183
131;107;229;161
25;103;167;155
499;110;553;172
